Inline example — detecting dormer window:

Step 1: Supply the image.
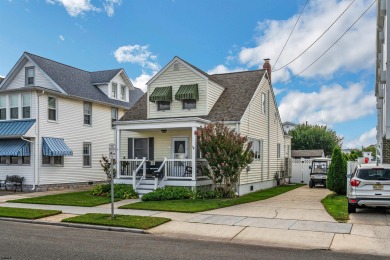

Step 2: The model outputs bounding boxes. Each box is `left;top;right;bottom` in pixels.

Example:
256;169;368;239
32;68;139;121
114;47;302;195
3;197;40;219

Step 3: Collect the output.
120;85;126;100
183;99;196;109
25;67;35;86
111;83;118;98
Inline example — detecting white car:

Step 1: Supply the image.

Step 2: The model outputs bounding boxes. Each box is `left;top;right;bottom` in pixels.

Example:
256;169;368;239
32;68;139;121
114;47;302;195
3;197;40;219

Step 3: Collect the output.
346;164;390;213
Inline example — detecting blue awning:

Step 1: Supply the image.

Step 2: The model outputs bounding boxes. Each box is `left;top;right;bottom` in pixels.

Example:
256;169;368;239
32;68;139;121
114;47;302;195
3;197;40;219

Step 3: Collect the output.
42;137;73;156
0;119;36;137
0;139;30;156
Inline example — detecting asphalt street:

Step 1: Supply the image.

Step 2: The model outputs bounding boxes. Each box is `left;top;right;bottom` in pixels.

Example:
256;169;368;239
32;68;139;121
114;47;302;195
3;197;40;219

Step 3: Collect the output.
0;220;386;260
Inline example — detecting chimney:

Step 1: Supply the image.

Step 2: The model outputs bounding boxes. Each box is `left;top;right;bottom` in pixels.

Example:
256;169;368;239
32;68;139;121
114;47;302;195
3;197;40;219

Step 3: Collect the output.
263;58;271;82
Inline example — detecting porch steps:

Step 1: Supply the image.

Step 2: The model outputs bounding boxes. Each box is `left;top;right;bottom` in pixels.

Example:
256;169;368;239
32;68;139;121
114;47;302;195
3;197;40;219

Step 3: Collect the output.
136;178;156;195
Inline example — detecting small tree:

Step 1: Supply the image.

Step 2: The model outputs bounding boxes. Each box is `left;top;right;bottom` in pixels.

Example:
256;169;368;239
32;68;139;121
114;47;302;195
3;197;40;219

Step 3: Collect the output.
195;122;253;198
327;146;347;195
100;155;117;181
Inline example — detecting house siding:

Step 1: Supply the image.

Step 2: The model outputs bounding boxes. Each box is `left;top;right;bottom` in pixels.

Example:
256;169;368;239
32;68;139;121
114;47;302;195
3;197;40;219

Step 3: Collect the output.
6;59;57;92
239;77;288;186
147;62;208;118
207;80;225;113
37;94;116;185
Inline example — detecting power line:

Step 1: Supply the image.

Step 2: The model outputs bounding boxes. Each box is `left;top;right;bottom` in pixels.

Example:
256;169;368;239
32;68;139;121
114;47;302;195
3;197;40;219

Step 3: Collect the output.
272;0;309;69
273;0;357;72
279;0;376;84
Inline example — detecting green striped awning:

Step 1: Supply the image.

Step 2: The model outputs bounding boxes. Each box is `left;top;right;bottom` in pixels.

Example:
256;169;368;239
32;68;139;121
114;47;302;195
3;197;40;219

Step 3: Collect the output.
175;84;199;101
149;86;172;102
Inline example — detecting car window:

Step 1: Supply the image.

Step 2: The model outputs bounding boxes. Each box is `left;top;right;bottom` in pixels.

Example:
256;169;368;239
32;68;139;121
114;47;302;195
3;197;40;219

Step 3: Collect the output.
357;169;390;180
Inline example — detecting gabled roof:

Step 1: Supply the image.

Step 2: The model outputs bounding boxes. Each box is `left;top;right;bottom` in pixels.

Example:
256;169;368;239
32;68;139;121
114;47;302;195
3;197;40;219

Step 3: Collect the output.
0;77;4;85
291;149;324;158
128;87;144;108
119;56;266;122
1;52;135;109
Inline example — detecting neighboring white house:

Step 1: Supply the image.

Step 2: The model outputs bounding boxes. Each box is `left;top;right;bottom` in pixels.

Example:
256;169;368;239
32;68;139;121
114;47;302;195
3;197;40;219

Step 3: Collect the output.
114;56;291;195
291;149;325;159
282;121;297;133
0;52;143;191
376;0;389;163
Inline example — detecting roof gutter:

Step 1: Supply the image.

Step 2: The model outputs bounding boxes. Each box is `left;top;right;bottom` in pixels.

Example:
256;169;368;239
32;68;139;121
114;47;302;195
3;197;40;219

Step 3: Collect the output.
114;117;211;125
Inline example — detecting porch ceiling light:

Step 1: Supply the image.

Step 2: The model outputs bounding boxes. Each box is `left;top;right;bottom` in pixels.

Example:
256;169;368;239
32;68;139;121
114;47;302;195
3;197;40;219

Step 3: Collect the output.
161;129;167;133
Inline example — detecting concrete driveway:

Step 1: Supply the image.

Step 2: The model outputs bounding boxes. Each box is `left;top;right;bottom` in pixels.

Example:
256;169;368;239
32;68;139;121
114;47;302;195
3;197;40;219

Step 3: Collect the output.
149;185;390;256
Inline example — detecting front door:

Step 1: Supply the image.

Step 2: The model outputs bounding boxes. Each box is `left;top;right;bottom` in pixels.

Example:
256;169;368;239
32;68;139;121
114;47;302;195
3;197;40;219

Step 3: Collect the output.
171;138;188;177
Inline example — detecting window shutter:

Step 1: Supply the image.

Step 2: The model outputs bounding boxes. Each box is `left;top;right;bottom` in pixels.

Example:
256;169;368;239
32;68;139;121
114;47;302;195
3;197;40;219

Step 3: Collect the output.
128;138;133;159
148;137;154;161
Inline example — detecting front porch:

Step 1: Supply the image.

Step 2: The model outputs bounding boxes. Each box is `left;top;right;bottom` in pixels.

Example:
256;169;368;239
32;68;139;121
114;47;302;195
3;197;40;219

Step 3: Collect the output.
114;118;213;194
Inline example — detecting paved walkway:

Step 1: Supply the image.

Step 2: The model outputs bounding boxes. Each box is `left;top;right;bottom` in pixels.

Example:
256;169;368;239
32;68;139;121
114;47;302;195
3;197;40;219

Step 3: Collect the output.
0;186;389;256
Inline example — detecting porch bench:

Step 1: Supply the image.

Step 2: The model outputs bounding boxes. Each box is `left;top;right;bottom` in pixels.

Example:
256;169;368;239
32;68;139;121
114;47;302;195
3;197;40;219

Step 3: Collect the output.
3;175;24;192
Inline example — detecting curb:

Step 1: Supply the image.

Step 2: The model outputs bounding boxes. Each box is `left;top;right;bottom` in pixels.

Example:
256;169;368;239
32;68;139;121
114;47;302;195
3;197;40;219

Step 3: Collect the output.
0;217;146;234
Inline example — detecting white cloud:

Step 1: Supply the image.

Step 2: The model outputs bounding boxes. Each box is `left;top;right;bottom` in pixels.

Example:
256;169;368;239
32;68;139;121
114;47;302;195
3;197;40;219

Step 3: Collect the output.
0;75;5;78
59;35;65;41
47;0;101;17
104;0;121;17
207;64;244;74
234;0;375;83
344;128;377;149
273;87;285;96
114;44;160;72
278;82;375;125
131;73;156;92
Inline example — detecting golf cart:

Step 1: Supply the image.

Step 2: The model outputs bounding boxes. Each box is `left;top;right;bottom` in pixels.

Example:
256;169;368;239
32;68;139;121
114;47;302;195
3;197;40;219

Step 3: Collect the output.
309;158;330;188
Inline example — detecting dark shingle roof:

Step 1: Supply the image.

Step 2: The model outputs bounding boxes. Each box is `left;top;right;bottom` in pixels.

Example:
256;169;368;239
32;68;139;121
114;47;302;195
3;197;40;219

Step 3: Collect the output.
128;87;144;107
0;77;4;85
26;53;130;108
291;150;324;158
119;62;266;122
90;69;122;84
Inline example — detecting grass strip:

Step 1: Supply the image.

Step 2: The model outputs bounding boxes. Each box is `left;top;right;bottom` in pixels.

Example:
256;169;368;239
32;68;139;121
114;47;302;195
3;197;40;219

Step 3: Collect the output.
62;213;170;229
321;193;349;223
0;207;61;219
9;191;120;207
120;184;304;213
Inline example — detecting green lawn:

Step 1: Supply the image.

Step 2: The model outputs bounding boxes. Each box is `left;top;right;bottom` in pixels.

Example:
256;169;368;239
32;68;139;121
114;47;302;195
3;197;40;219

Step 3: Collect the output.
0;207;61;219
120;184;304;213
62;213;170;229
321;193;349;223
9;191;120;207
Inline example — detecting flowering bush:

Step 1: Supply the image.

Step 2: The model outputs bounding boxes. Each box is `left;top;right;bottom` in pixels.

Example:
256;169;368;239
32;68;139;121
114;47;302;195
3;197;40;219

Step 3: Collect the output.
195;122;253;198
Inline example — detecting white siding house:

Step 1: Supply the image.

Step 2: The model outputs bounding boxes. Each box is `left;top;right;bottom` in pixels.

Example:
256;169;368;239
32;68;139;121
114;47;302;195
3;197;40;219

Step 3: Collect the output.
0;52;143;191
115;56;291;195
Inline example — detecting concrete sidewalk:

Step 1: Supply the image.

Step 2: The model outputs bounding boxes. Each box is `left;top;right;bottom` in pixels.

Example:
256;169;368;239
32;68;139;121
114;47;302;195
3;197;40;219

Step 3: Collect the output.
0;186;389;256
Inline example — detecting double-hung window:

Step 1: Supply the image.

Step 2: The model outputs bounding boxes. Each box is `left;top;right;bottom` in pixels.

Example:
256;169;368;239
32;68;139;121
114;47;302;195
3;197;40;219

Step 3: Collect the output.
25;67;35;86
111;108;118;127
0;96;6;120
10;94;19;119
120;85;126;100
251;139;261;161
83;143;92;167
48;97;57;121
83;102;92;125
277;143;281;159
111;83;117;99
133;138;148;159
22;93;31;119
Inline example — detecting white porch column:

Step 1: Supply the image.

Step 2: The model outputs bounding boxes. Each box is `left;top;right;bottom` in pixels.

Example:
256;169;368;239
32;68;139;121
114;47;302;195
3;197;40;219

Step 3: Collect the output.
192;126;197;181
116;129;121;179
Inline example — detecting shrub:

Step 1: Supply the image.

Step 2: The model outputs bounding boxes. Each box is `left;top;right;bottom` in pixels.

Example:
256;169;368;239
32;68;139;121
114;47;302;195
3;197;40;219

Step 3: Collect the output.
92;184;138;199
327;146;347;195
142;187;193;201
193;190;222;200
196;122;253;198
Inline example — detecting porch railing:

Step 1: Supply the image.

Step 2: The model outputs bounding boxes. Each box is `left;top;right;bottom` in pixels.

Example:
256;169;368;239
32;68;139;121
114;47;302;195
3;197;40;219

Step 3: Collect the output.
120;158;145;177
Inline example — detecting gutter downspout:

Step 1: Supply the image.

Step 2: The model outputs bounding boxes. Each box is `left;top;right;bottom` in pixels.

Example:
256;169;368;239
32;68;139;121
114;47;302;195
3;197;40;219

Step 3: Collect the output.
35;90;45;191
268;90;270;180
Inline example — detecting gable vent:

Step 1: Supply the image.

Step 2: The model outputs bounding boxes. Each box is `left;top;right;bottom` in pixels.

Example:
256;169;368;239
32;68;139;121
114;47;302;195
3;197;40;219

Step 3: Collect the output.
173;62;179;71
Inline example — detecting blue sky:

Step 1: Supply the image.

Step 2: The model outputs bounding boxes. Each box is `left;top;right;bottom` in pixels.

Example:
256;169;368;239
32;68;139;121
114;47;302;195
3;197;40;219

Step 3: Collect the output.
0;0;377;148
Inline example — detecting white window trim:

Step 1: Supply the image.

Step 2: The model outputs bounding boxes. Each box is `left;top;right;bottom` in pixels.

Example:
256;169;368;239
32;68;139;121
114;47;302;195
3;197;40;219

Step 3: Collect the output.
157;101;171;111
133;138;149;160
182;99;197;110
22;92;31;119
111;107;118;128
0;95;6;121
261;93;266;114
120;85;126;101
277;143;281;159
250;138;262;161
83;102;92;126
9;94;19;120
48;96;58;122
0;156;31;166
111;82;118;99
42;156;64;167
25;67;35;87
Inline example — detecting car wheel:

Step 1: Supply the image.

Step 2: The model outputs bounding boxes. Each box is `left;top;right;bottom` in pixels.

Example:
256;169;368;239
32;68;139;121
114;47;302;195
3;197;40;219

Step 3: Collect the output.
309;180;314;188
348;202;356;213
